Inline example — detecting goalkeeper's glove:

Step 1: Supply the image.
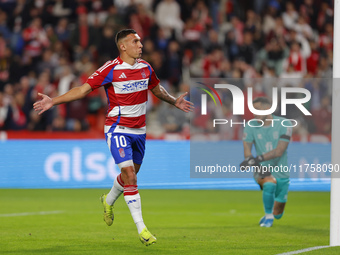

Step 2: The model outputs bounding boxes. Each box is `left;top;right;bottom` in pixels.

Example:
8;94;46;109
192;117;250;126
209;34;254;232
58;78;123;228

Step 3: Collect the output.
239;155;264;170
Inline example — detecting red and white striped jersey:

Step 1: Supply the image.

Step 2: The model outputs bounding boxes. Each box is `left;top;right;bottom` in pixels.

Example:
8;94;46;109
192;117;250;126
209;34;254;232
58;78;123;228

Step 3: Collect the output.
86;57;159;134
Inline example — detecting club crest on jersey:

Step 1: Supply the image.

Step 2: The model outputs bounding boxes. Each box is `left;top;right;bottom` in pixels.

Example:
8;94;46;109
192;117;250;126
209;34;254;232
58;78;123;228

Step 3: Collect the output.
119;148;125;158
141;69;146;78
257;134;262;139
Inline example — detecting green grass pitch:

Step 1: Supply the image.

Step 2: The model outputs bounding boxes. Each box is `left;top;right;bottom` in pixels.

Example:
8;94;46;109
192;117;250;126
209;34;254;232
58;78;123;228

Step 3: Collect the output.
1;189;340;255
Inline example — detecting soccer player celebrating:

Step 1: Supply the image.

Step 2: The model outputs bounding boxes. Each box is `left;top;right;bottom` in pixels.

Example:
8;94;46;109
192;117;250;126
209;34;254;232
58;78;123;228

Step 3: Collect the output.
34;29;194;245
240;97;291;227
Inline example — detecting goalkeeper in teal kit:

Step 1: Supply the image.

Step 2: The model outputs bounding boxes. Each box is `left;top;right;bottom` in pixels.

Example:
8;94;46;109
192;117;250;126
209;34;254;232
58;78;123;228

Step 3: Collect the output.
240;97;292;227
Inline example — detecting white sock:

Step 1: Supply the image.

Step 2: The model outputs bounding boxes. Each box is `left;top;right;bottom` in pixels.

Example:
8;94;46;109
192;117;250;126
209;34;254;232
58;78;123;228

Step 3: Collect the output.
266;213;274;219
124;185;146;234
106;174;124;205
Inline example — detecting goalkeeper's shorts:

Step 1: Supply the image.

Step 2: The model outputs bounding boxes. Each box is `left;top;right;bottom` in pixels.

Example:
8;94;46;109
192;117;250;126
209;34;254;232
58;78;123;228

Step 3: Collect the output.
274;178;290;203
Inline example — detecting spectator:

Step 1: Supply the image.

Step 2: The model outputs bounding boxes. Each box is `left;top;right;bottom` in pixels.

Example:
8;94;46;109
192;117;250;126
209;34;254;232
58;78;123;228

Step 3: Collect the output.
255;37;289;76
305;79;328;111
9;91;27;130
311;95;331;134
282;2;298;30
317;2;333;32
65;79;89;131
57;66;76;96
20;76;35;119
182;17;204;55
317;56;332;79
155;0;184;39
141;38;155;64
230;16;244;45
37;49;59;76
105;5;125;32
237;30;256;65
224;29;239;62
0;10;11;41
0;91;12;130
154;27;170;52
98;25;118;63
202;48;225;78
306;40;320;75
279;64;303;87
133;3;154;39
150;50;167;82
22;17;49;59
50;0;72;19
9;17;24;56
202;29;220;54
192;0;212;29
262;3;279;36
294;16;313;39
244;10;261;34
70;6;100;61
87;0;109;27
284;41;307;74
166;40;182;89
299;0;317;30
55;18;70;43
319;22;333;52
267;17;288;42
179;0;195;23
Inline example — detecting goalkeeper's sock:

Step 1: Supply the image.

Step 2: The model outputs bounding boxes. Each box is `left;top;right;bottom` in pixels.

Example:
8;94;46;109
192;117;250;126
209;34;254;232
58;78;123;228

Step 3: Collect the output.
106;174;124;205
274;213;284;219
262;182;276;219
124;185;146;234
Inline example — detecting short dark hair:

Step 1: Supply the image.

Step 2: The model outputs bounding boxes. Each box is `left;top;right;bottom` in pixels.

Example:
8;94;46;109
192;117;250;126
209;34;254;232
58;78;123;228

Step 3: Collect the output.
253;97;271;105
115;29;137;47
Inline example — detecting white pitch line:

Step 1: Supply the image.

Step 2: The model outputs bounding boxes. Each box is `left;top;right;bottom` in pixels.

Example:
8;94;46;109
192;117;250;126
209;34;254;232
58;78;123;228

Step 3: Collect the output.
276;246;330;255
0;211;64;217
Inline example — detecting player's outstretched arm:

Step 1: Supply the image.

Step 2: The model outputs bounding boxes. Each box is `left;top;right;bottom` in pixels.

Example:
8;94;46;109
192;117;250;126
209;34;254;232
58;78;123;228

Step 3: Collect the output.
151;84;194;112
174;92;194;113
33;83;92;115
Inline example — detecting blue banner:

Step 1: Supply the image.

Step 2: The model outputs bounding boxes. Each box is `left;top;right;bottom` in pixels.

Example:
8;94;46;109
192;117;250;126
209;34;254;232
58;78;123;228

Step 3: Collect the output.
0;140;331;191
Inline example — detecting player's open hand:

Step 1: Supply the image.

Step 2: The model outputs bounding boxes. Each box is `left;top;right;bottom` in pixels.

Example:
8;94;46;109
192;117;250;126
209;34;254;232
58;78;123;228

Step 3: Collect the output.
174;92;194;113
33;93;54;115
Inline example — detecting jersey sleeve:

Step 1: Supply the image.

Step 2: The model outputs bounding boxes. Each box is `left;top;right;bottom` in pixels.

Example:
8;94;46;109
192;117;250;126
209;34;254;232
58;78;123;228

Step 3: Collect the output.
86;61;115;90
147;65;160;90
243;124;254;143
279;120;292;142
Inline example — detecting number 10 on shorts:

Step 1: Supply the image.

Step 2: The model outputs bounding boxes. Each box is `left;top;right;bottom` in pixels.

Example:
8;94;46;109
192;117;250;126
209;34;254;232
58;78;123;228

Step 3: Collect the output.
113;135;127;148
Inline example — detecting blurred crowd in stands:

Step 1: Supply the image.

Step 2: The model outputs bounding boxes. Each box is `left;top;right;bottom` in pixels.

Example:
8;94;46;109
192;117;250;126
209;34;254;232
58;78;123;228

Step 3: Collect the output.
0;0;334;140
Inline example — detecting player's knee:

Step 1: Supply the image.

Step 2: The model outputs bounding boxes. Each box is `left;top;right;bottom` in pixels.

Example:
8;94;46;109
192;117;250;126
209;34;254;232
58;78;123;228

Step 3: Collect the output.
274;213;283;219
257;177;276;187
121;167;137;185
263;182;276;193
